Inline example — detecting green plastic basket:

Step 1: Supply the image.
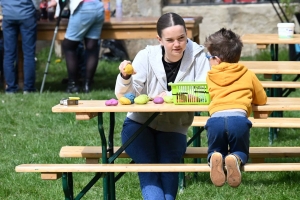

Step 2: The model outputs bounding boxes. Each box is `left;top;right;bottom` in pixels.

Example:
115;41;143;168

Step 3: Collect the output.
168;82;211;105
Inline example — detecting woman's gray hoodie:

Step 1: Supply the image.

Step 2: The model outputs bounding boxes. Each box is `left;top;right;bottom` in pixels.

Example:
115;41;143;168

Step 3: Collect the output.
115;39;210;135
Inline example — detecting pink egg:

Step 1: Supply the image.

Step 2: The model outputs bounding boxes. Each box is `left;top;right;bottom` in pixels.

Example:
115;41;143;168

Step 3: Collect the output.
105;98;118;106
153;97;164;104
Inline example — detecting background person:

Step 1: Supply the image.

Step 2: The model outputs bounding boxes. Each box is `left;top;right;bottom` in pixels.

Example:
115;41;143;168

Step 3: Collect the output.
1;0;40;94
115;12;210;200
204;28;267;188
52;0;104;93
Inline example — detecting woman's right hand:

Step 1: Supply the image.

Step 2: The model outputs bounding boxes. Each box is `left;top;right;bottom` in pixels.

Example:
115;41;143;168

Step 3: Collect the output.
119;60;135;79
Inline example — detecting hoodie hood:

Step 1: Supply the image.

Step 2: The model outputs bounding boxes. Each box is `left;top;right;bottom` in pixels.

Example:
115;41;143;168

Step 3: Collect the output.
207;62;248;86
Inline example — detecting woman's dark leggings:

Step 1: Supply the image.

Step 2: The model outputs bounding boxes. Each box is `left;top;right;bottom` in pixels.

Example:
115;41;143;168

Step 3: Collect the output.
62;38;99;83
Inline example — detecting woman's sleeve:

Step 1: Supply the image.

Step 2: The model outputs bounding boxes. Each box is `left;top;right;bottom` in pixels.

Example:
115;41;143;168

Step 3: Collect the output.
194;51;210;82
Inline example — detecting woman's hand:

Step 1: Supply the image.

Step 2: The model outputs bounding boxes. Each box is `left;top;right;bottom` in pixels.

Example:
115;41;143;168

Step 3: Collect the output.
119;60;135;79
155;91;167;98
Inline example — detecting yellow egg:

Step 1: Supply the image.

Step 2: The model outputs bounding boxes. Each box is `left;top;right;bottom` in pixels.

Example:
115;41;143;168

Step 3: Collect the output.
119;97;132;105
124;64;134;75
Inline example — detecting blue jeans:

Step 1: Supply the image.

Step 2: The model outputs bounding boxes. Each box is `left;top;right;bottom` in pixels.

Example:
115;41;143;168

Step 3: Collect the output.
2;15;37;92
121;118;187;200
205;114;252;164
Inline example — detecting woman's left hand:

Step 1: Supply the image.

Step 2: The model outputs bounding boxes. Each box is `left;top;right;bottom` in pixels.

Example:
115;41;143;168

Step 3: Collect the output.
155;91;167;98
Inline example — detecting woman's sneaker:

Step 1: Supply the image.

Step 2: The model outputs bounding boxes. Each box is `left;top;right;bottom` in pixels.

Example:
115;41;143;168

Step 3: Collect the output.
225;154;242;188
209;152;226;187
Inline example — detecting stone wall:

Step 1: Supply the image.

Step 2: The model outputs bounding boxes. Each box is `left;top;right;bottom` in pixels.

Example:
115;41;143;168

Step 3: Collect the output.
118;1;300;59
2;1;298;59
111;0;162;59
164;4;281;57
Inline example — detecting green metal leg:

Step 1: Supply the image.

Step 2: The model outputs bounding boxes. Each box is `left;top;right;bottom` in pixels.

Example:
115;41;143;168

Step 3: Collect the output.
269;44;281;144
75;173;104;199
62;172;73;200
108;113;116;200
97;113;109;200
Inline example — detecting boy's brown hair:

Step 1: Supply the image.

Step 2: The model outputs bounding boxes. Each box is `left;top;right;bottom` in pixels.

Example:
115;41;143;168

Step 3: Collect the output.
204;28;243;63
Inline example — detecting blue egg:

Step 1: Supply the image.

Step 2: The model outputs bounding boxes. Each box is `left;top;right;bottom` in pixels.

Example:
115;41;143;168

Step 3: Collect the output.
124;92;135;104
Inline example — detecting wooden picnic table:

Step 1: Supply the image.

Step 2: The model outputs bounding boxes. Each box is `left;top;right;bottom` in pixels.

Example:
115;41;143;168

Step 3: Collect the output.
52;97;300;115
14;97;300;199
241;34;300;49
241;34;300;65
37;16;202;42
241;34;300;96
51;97;293;199
241;33;300;142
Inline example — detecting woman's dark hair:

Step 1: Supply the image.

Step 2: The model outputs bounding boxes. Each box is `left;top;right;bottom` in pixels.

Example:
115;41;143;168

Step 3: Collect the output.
156;12;187;37
204;28;243;63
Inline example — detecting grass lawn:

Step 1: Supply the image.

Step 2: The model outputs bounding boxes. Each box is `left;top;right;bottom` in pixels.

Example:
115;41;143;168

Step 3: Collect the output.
1;47;300;199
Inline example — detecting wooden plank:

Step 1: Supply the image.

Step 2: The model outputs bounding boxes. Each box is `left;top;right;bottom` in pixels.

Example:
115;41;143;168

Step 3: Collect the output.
51;97;300;114
36;16;202;41
41;172;62;180
16;164;210;172
75;112;97;120
15;163;300;173
253;111;270;119
256;44;268;49
60;146;128;158
240;61;300;75
242;163;300;172
241;34;300;45
261;81;300;88
192;116;300;128
253;97;300;112
60;146;300;159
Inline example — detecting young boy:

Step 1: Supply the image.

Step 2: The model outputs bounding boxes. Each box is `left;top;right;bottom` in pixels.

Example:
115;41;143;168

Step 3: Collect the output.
204;28;267;188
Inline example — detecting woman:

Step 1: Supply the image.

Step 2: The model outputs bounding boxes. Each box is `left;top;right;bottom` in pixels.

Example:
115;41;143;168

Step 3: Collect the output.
52;0;104;93
115;13;210;200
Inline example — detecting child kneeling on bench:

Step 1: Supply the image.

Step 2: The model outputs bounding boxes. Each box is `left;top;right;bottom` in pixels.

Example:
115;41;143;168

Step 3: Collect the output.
204;28;267;188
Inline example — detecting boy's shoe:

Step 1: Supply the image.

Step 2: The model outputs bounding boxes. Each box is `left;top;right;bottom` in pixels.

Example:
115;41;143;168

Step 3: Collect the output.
209;152;226;187
225;154;242;188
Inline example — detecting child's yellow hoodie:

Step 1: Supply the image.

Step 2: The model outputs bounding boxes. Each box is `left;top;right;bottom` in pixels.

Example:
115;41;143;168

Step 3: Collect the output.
206;62;267;117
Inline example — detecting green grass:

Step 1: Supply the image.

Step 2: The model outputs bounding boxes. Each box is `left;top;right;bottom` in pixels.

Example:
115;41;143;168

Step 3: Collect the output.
1;47;300;199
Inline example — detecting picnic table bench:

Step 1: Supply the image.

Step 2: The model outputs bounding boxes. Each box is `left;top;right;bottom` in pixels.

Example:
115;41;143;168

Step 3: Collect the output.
58;145;300;164
242;34;300;142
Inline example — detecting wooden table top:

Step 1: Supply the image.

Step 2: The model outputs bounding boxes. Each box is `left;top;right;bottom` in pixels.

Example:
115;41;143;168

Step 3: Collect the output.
37;16;203;31
240;61;300;74
241;34;300;45
35;16;202;41
52;97;300;114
